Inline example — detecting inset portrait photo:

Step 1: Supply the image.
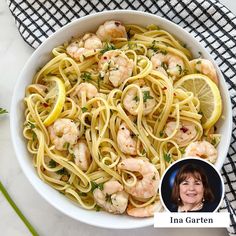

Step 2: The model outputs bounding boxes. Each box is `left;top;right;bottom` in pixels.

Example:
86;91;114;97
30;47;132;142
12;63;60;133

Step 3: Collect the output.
159;157;224;212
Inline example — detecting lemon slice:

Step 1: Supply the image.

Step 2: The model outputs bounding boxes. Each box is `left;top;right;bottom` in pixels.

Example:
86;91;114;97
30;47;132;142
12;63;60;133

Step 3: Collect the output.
43;76;65;126
174;74;222;129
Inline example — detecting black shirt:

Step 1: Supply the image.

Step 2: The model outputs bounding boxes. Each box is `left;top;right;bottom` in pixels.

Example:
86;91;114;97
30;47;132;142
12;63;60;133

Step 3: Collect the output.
170;202;218;212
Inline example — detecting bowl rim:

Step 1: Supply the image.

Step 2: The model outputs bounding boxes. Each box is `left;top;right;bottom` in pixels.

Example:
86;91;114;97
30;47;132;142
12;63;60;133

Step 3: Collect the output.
10;9;232;229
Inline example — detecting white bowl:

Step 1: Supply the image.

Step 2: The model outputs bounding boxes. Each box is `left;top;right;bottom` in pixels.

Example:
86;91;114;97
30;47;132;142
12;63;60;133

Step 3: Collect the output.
10;10;232;229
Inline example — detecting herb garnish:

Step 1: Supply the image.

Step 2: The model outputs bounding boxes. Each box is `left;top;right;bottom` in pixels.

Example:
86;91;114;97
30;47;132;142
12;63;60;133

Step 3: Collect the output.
211;137;217;146
63;142;70;150
27;121;36;129
56;168;68;175
105;193;112;203
133;96;139;102
81;71;92;81
81;107;88;113
100;43;116;54
164;153;171;163
95;205;101;212
143;91;153;102
91;181;104;191
159;131;164;137
49;159;57;168
0;108;8;115
97;73;103;91
161;62;168;71
176;64;182;75
179;147;185;154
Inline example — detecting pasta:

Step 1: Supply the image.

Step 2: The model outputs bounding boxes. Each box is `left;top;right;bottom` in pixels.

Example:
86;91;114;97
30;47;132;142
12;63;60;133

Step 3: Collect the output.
23;20;222;217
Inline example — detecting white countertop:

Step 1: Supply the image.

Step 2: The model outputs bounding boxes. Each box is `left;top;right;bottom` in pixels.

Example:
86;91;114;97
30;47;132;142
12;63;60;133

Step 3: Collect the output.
0;0;235;235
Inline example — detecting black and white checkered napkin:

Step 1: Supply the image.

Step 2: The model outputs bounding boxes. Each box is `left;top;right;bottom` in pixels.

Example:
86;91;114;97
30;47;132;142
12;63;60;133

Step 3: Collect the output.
7;0;236;234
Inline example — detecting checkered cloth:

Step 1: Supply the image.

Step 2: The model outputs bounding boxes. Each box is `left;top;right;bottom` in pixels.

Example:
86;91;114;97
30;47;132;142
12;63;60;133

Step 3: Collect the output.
7;0;236;234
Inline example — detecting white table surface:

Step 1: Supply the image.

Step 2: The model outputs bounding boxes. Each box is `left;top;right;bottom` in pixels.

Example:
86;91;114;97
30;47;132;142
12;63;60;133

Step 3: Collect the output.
0;0;235;235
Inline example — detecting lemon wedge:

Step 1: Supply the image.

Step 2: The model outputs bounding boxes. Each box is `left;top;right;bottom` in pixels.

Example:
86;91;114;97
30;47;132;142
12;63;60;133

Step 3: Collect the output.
174;74;222;129
43;76;65;126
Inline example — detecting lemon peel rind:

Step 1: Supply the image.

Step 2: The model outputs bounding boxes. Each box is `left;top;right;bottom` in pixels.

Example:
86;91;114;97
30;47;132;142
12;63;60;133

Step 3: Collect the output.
174;74;222;130
43;76;66;127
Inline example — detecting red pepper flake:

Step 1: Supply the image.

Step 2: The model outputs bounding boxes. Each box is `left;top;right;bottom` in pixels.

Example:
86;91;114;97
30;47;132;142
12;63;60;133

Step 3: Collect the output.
174;93;176;96
180;126;188;133
43;103;49;108
162;87;167;90
103;56;107;60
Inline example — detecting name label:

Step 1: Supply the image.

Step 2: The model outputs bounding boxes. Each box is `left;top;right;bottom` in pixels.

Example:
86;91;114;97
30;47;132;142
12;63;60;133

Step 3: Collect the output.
154;213;230;228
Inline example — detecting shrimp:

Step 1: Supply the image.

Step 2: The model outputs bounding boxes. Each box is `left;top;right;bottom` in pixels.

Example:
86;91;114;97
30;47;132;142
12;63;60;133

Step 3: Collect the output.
190;59;218;85
184;140;218;163
72;82;98;99
98;50;133;87
93;180;129;214
151;52;185;79
118;158;160;199
66;33;102;61
164;120;198;147
96;20;127;41
123;85;156;116
127;201;163;218
117;122;137;156
48;118;78;151
72;140;91;171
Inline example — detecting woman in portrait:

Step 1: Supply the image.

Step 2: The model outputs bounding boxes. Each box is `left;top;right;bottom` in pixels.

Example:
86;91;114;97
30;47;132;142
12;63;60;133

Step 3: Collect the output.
171;163;216;212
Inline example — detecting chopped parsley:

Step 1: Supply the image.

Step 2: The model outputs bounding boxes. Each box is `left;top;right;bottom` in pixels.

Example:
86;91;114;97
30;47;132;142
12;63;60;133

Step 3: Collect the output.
196;60;201;64
161;62;168;71
161;50;168;55
27;121;36;129
63;142;70;150
81;107;88;113
159;131;164;137
164;153;171;163
142;91;153;102
27;121;37;141
176;64;182;75
150;40;159;52
70;153;75;160
56;168;68;175
32;132;37;141
81;71;92;81
49;159;57;168
211;137;217;146
0;108;8;115
195;126;199;133
105;193;112;203
78;192;87;197
127;28;132;40
95;205;101;211
100;43;116;54
91;181;104;191
133;96;139;102
179;147;185;154
97;73;103;91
